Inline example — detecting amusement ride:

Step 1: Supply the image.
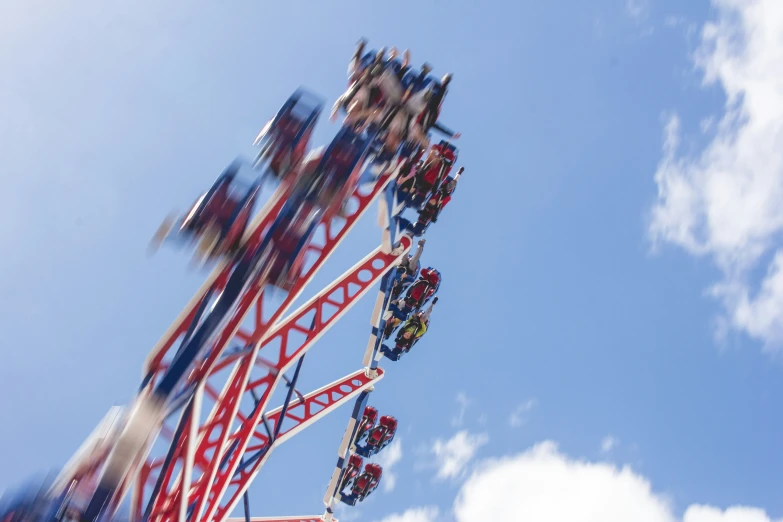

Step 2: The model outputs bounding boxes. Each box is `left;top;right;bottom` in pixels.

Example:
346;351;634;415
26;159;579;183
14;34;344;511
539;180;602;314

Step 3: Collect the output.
0;40;466;522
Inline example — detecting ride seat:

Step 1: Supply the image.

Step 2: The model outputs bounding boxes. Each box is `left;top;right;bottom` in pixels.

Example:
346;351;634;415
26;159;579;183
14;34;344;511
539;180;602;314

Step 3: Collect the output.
366;463;383;480
352;475;368;492
277;114;301;138
348;454;364;468
421;268;441;285
215;197;239;224
369;428;383;445
379;416;397;430
363;406;379;424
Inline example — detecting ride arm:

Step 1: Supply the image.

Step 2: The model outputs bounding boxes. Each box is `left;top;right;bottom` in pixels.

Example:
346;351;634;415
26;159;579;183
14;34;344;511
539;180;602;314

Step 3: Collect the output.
408;239;425;269
419;297;438;323
395;162;419;186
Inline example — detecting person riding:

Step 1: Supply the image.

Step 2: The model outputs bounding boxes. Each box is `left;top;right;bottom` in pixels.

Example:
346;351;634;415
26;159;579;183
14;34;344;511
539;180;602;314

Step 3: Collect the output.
395;297;437;351
396;141;456;202
391;238;425;299
418;167;463;226
332;47;388;124
335;45;454;158
418;74;461;139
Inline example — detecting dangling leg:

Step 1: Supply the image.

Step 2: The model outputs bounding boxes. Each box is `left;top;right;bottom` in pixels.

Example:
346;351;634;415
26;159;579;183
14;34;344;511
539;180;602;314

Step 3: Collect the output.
344;88;376;129
419;297;437;323
348;38;368;81
409;119;430;151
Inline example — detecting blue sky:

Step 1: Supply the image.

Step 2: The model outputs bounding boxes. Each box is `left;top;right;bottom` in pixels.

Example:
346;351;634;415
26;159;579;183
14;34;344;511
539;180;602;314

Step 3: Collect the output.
1;0;782;521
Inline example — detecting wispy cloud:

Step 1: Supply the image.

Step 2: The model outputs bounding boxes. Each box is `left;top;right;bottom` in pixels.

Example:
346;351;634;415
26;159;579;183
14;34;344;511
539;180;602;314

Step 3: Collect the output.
648;0;783;351
625;0;650;22
452;392;472;427
601;435;618;453
374;438;403;492
664;15;686;28
508;399;537;427
432;431;489;481
625;0;654;37
451;441;780;522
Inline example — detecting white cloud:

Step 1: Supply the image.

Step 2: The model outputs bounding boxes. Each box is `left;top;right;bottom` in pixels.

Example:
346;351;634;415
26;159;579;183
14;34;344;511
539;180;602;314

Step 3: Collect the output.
648;0;783;351
451;392;472;427
373;506;440;522
665;15;686;28
625;0;654;38
454;441;674;521
508;398;537;427
432;431;489;481
452;441;780;522
626;0;651;22
374;438;403;492
601;435;618;453
684;505;781;522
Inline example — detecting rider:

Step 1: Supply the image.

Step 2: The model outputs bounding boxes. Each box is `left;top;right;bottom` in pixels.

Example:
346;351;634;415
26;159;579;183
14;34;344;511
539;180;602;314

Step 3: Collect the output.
389;266;440;319
419;74;461;139
377;47;410;102
417;167;463;228
397;141;456;200
396;297;437;351
332;46;387;124
391;238;425;299
381;65;460;153
335;47;443;157
379;62;436;152
338;43;406;122
347;38;373;82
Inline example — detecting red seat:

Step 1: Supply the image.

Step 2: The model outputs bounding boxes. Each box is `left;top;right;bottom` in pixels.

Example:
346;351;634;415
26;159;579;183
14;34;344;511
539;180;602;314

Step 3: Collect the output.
352;475;369;492
348;454;364;469
379;416;397;431
276;114;301;138
407;281;428;303
420;268;440;285
366;463;383;480
363;406;379;425
215;197;239;223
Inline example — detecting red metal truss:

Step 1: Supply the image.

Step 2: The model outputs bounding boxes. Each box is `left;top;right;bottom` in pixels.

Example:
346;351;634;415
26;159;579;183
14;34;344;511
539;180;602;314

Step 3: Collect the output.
141;185;290;382
142;171;395;399
140;240;408;522
131;171;409;522
141;368;383;522
214;368;383;522
226;518;326;522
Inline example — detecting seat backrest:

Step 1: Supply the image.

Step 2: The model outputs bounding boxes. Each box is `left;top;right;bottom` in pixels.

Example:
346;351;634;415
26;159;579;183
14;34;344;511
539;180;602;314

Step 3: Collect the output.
349;454;364;468
369;427;383;443
422;268;441;285
363;406;378;423
367;464;383;479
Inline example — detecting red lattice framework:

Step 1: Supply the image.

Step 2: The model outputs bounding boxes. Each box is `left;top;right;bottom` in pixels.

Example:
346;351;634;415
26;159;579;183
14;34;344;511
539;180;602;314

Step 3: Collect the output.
122;170;411;522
